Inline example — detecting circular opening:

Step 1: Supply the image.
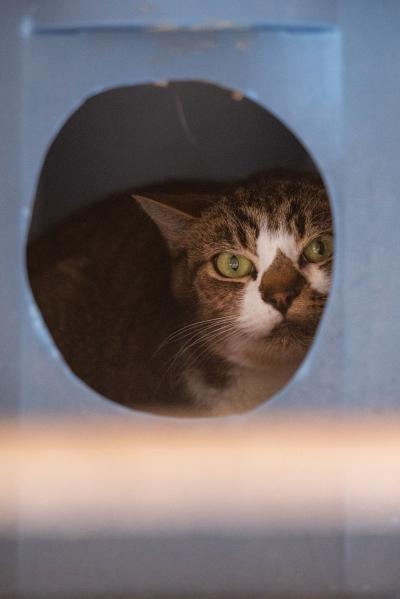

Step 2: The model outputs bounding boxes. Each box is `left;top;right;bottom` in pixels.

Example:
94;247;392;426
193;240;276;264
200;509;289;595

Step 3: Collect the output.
27;81;333;417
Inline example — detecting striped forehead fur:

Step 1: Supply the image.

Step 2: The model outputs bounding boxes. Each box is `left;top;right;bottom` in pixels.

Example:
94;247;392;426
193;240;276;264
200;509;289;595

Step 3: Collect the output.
195;173;331;255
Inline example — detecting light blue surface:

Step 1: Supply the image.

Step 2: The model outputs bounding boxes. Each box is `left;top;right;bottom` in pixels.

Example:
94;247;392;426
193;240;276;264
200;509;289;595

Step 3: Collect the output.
1;1;400;595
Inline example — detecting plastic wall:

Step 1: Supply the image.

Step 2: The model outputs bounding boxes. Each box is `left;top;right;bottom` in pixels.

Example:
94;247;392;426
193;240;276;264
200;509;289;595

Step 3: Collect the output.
1;1;400;596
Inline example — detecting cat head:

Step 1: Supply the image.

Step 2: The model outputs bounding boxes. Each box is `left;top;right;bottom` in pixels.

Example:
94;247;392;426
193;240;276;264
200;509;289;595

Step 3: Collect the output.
134;173;333;371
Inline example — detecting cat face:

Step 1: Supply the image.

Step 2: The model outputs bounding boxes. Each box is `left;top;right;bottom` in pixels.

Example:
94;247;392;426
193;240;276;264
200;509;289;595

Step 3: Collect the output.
135;173;333;371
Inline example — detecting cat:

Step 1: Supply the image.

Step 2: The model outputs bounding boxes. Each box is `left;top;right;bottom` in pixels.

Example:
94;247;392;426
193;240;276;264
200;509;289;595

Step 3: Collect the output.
27;171;333;417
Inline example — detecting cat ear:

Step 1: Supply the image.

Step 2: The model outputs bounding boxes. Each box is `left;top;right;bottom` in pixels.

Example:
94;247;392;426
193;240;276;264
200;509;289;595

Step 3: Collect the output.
133;194;195;253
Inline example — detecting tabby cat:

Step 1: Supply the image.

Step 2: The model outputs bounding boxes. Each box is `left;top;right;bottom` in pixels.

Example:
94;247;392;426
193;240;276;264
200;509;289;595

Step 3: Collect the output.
28;171;333;416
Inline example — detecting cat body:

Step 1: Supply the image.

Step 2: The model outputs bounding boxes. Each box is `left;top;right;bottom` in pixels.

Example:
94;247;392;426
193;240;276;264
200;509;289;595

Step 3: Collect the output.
28;172;332;416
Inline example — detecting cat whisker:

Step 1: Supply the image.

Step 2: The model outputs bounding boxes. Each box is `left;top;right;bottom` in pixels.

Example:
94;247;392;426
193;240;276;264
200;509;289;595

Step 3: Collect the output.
162;315;236;342
169;324;244;375
154;316;236;355
161;322;238;380
166;323;236;369
181;327;247;375
147;326;231;402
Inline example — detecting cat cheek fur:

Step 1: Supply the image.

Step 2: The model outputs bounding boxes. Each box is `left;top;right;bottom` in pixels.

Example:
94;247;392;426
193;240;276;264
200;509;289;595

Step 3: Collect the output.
194;273;244;319
304;263;332;295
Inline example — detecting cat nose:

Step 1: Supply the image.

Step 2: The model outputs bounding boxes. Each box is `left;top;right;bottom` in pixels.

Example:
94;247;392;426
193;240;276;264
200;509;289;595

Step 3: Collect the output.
263;290;299;315
259;250;306;316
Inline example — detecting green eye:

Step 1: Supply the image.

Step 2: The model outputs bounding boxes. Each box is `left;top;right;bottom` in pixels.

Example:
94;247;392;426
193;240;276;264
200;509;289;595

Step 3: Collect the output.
303;234;334;263
215;252;254;278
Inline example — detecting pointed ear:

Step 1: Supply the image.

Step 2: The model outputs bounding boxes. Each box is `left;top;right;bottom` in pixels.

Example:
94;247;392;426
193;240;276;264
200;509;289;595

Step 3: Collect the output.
133;194;195;253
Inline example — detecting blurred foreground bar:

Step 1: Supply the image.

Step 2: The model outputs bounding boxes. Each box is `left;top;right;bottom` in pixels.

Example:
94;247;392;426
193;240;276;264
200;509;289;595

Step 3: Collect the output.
1;415;399;536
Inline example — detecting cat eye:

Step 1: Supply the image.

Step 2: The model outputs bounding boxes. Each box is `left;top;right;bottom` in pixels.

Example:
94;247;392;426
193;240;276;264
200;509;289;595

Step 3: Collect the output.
302;234;334;263
214;252;254;278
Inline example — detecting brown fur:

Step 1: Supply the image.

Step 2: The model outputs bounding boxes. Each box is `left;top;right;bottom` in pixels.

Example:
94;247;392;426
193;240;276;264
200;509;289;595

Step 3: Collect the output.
27;171;333;416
